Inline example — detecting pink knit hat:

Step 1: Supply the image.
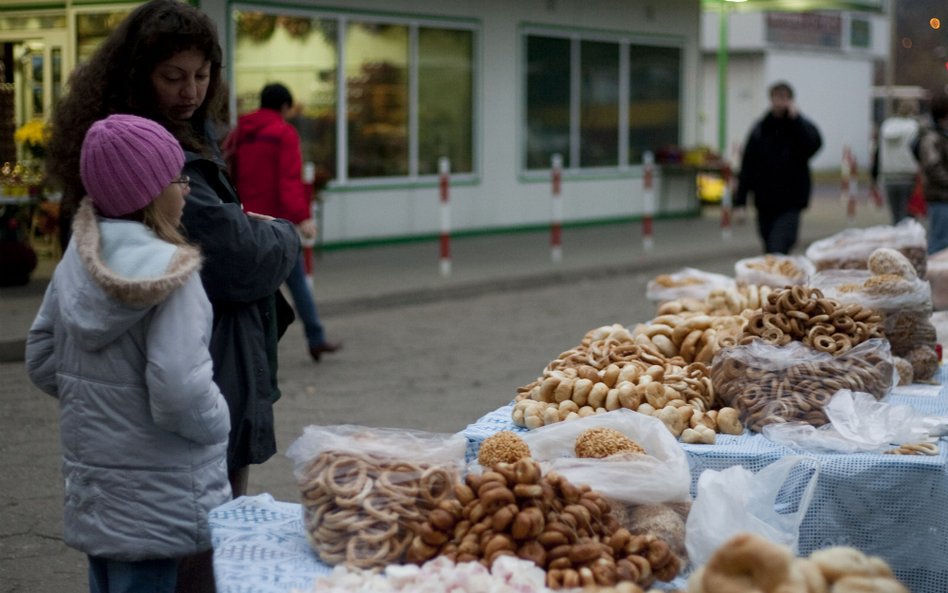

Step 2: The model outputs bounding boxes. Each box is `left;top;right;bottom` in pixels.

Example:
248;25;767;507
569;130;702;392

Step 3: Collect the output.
80;114;185;217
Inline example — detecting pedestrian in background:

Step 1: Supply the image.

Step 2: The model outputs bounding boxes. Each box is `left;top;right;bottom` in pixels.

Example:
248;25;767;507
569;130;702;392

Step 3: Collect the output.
872;99;921;224
26;115;230;593
734;81;823;254
44;1;300;590
919;94;948;254
227;83;341;362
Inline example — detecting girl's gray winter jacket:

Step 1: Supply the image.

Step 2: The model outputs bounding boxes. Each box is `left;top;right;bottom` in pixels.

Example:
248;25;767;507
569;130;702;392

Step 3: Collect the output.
25;199;231;561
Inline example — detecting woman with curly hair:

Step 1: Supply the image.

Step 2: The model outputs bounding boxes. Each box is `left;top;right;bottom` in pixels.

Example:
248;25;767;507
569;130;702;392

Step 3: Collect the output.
46;2;299;590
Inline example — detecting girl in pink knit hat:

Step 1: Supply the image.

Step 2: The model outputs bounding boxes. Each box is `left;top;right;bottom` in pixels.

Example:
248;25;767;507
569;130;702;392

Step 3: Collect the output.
46;4;301;589
26;113;230;593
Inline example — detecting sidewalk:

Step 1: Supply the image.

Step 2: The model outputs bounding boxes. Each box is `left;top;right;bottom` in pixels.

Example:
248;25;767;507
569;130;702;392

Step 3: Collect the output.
0;183;891;361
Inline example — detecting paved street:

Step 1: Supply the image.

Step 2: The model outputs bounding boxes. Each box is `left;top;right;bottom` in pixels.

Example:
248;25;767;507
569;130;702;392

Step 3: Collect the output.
0;187;890;593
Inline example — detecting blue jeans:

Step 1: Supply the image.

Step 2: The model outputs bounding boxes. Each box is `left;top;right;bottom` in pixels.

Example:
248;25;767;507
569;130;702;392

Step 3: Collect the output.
88;556;177;593
285;253;326;347
928;201;948;254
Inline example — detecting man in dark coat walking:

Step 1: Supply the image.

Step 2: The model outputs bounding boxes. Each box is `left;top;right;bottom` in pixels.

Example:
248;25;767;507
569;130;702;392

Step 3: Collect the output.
734;81;823;254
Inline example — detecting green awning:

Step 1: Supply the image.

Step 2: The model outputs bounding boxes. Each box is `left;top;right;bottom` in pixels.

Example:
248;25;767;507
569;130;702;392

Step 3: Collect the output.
707;0;884;154
702;0;883;13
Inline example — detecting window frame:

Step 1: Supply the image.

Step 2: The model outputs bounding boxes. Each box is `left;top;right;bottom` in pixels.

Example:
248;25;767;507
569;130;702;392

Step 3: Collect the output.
520;25;684;178
229;2;480;189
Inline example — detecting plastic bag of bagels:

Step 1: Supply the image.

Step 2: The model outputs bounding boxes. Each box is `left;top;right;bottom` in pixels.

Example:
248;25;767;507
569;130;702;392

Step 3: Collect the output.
519;409;691;505
804;218;927;278
646;267;735;304
811;269;936;379
711;339;896;432
286;425;466;569
734;254;814;288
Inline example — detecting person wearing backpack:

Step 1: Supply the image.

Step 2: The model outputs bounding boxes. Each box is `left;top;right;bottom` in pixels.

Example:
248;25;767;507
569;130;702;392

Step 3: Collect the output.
872;99;921;224
919;94;948;253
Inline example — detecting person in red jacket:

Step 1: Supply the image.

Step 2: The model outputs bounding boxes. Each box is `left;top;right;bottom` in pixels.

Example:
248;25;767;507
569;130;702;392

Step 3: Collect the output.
229;83;341;361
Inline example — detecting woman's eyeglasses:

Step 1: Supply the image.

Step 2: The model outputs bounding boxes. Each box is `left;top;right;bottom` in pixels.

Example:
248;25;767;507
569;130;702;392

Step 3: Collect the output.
173;175;190;186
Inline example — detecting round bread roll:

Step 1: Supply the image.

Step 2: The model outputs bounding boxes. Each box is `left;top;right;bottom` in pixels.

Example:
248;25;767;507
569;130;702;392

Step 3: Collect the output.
478;431;531;467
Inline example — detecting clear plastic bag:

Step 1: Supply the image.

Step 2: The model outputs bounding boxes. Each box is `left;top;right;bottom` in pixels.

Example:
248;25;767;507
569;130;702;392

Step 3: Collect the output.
684;456;820;567
734;254;814;288
519;408;692;505
812;269;937;380
761;389;943;453
712;339;896;432
646;267;736;303
928;247;948;310
286;425;466;569
804;218;928;277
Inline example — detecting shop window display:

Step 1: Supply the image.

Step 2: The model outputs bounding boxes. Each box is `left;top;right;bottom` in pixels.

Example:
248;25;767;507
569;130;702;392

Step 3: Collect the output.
233;9;475;182
344;22;409;179
76;10;131;65
524;32;683;171
628;44;681;165
580;40;620;168
233;11;338;180
418;27;473;176
525;36;571;170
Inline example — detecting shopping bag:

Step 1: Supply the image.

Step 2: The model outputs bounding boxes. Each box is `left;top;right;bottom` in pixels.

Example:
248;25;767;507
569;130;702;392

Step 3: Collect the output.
907;174;927;219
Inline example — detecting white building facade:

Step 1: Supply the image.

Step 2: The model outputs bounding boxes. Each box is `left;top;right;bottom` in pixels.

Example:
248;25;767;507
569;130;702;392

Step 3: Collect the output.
197;0;703;245
699;8;889;172
5;2;890;245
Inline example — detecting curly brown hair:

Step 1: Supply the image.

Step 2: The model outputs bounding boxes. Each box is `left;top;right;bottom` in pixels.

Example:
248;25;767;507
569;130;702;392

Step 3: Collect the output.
47;0;226;244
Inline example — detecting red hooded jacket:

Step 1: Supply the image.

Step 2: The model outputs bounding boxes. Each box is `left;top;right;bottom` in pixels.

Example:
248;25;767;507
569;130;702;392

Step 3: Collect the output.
228;108;310;224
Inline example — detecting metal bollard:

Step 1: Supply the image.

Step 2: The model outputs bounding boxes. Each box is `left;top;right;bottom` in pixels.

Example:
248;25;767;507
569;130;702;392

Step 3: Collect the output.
438;157;452;277
551;154;563;263
642;151;655;251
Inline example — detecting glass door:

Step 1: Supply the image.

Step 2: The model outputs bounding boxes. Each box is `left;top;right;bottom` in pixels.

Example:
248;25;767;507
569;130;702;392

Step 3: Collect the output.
1;30;68;163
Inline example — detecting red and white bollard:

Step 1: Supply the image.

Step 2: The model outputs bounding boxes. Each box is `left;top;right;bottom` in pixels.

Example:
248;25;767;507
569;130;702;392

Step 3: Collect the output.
550;153;563;263
842;146;857;223
642;150;655;251
438;157;452;277
301;161;316;289
720;162;733;240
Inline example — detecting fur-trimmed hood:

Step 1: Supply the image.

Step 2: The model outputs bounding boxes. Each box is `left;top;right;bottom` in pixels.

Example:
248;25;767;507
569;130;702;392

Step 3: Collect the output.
60;199;202;350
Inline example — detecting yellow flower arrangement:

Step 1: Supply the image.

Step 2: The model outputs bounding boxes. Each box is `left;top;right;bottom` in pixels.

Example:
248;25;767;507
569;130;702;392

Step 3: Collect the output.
14;119;49;159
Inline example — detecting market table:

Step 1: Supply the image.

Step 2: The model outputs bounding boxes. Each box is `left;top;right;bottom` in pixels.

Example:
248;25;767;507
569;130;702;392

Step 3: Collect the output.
465;370;948;593
211;372;948;593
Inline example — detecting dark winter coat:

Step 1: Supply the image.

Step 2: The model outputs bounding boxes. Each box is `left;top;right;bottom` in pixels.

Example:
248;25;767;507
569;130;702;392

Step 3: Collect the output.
919;125;948;204
180;129;299;471
734;111;823;214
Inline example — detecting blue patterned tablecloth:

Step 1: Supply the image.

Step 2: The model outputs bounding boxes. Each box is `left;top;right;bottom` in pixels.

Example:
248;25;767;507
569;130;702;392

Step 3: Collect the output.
211;495;331;593
212;371;948;593
463;368;948;593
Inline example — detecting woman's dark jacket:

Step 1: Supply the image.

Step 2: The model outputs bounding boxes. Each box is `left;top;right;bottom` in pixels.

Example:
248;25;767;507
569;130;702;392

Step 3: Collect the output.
180;138;299;472
735;112;823;214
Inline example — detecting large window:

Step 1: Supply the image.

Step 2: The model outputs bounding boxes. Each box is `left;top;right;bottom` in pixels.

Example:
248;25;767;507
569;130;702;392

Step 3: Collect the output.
526;36;570;169
76;10;131;64
628;44;680;164
581;40;620;168
345;22;408;178
232;7;476;183
524;32;682;172
418;27;473;175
